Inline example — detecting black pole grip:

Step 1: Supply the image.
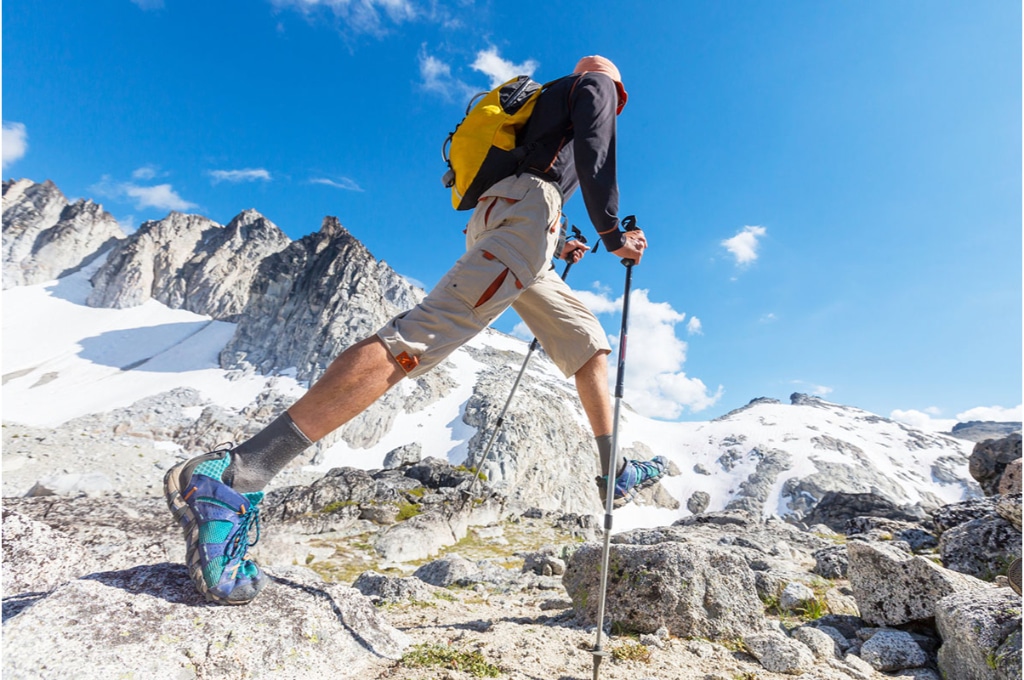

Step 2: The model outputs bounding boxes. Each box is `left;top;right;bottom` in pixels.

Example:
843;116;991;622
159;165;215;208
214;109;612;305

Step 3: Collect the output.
620;215;639;266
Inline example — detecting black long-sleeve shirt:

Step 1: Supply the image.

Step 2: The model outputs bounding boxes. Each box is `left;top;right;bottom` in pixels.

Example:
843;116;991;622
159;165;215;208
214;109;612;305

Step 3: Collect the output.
518;72;627;252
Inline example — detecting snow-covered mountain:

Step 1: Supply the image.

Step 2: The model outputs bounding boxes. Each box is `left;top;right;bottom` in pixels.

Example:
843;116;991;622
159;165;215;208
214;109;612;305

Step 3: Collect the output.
2;178;985;528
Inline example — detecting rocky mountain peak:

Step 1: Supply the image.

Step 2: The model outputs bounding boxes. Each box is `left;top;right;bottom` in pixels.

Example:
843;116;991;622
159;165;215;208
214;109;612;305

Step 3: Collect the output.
87;208;290;320
220;216;423;383
790;392;827;406
3;179;124;289
226;208;274;236
319;214;345;238
950;420;1023;443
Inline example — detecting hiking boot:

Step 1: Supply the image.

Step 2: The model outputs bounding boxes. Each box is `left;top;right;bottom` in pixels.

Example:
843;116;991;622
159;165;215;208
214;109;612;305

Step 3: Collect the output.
163;449;268;605
596;456;669;508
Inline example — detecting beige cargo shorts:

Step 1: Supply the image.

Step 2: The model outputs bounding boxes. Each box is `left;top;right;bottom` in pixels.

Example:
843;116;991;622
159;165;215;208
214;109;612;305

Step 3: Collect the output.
377;173;611;379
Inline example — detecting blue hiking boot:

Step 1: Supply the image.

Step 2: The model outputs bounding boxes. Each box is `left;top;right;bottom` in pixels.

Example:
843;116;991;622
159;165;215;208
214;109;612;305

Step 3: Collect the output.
596;456;669;508
163;449;268;605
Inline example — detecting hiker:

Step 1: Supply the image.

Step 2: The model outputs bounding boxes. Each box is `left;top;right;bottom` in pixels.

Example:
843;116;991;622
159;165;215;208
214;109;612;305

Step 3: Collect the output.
164;55;668;605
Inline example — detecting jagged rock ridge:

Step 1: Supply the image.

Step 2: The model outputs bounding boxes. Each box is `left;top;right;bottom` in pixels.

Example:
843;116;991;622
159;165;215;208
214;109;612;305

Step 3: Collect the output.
2;179;124;289
220;216;424;383
88;209;291;321
949;420;1022;443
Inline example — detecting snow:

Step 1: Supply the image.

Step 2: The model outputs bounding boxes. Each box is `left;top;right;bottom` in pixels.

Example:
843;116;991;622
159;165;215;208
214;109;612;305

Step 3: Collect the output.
2;266;302;427
2;267;977;532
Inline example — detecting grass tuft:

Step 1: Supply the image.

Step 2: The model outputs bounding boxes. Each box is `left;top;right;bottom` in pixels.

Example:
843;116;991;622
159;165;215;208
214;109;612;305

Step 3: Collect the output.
396;501;421;521
611;641;652;663
400;643;501;677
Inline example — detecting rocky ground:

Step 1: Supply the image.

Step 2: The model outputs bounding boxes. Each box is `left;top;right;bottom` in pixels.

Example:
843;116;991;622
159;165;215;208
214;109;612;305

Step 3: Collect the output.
1;496;882;680
2;431;1021;679
356;586;835;680
1;416;323;499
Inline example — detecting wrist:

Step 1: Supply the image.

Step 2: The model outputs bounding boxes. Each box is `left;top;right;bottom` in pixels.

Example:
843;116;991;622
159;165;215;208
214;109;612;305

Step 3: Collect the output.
600;230;626;252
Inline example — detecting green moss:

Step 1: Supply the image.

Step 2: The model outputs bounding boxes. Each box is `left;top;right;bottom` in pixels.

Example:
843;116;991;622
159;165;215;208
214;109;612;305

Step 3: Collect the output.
320;499;358;514
719;638;749;654
819;532;848;544
454;464;488;481
406;486;426;498
400;643;501;677
610;641;651;663
396;501;421;521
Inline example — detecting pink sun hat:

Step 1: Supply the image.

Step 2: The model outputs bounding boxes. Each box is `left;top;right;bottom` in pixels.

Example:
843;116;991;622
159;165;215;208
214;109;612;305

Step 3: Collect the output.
573;55;628;114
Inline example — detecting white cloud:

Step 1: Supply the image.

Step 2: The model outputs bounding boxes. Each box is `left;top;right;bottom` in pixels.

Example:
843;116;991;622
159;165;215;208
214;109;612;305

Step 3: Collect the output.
124;184;198;211
132;165;160;180
420;51;456;93
722;225;766;266
208;168;272;184
470;47;538;88
577;286;722;419
574;289;620;315
116;215;137;233
401;274;426;290
417;48;476;101
91;175;198;212
510;321;533;342
790;380;832;397
890;403;1022;433
272;0;415;35
3;122;28;170
956;404;1023;422
686;316;703;335
890;409;959;433
310;176;364;192
417;46;539;101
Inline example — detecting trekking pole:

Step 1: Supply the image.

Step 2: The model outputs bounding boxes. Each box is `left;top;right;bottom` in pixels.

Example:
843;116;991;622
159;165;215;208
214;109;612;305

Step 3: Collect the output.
591;215;640;680
467;225;595;497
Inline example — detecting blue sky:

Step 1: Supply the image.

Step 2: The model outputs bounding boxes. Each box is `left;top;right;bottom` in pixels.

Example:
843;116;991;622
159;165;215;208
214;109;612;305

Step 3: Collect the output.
3;0;1021;427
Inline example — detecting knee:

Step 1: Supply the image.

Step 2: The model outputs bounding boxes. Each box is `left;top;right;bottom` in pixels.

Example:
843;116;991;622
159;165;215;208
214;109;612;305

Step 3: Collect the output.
575;349;610;378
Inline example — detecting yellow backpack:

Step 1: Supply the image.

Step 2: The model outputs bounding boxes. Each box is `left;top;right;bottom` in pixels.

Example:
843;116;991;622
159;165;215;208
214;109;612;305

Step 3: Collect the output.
441;75;547;211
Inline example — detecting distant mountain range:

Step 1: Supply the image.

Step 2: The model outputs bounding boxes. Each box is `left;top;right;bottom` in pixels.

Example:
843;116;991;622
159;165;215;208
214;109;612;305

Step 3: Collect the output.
3;178;1016;526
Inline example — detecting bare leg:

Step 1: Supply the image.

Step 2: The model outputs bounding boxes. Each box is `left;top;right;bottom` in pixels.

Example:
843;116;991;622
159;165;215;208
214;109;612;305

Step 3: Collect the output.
574;350;613;437
288;335;406;442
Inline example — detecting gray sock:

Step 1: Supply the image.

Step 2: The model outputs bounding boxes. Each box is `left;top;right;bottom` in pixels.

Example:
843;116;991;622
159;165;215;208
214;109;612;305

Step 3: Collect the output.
596;434;627;478
224;412;313;493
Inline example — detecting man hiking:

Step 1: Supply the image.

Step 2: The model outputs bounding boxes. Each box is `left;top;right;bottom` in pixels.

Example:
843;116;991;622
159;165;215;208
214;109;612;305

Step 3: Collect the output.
164;55;668;605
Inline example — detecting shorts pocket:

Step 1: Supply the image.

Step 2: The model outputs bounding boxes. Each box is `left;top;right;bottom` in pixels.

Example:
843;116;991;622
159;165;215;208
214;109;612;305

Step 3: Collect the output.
445;249;524;324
